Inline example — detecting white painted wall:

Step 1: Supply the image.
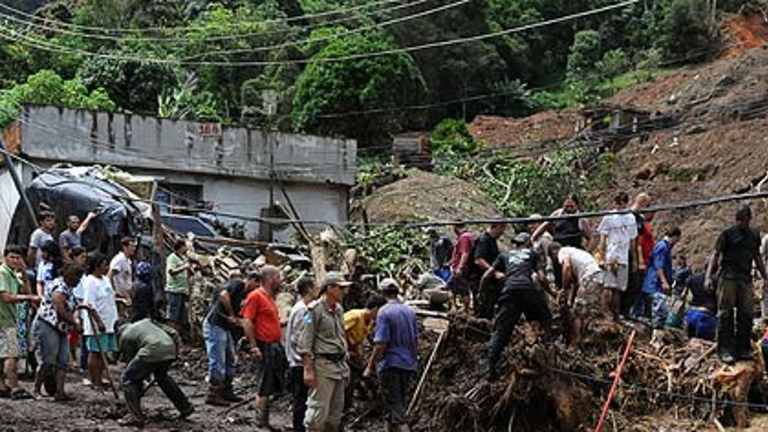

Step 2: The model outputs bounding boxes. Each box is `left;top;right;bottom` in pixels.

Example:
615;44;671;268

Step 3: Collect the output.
0;167;22;251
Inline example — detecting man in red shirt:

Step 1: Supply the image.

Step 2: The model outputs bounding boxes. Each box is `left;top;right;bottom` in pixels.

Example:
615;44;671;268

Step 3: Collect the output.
241;265;283;429
448;224;476;311
637;212;656;269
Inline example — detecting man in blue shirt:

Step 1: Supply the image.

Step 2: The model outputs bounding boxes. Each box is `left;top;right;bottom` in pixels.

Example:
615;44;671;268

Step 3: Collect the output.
364;278;418;432
641;227;682;330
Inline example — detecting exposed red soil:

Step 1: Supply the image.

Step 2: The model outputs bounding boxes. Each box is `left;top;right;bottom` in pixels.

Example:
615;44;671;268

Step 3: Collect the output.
468;110;582;147
721;13;768;59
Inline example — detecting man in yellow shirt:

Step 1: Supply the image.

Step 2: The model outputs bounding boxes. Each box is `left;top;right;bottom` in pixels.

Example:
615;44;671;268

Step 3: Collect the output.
343;295;386;408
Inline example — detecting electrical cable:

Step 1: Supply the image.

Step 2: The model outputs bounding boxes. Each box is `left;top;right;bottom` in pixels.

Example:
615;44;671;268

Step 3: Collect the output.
1;0;435;44
0;0;640;67
0;0;473;61
6;83;768;180
0;0;422;35
548;366;768;410
0;0;449;48
3;146;768;228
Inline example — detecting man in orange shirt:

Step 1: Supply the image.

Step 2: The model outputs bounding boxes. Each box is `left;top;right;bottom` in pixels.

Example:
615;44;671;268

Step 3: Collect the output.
241;265;284;430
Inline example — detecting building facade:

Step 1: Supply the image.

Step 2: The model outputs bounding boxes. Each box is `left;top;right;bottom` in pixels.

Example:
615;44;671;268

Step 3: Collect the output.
2;104;357;242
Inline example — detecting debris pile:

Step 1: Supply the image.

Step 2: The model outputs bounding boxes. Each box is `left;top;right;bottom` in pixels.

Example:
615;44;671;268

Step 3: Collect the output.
408;314;765;431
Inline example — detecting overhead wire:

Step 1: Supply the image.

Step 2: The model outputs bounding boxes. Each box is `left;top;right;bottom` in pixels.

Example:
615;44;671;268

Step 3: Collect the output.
0;0;422;35
0;0;461;50
548;366;768;410
7;79;768;180
3;145;768;228
0;0;473;60
0;0;641;67
0;0;435;44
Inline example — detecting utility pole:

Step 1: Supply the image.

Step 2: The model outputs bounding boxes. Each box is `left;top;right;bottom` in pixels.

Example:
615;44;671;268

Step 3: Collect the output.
263;90;278;242
0;138;38;227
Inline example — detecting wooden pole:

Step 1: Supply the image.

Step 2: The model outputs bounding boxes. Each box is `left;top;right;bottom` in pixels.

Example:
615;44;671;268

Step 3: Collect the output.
86;309;120;401
407;326;449;416
594;329;636;432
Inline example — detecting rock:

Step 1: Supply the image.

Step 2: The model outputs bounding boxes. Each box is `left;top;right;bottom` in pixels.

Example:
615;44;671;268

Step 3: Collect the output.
634;162;655;180
685;124;707;135
634;161;667;180
548;379;592;431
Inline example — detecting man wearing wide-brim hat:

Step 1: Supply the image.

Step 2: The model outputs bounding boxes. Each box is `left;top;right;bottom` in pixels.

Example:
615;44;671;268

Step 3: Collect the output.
298;272;352;432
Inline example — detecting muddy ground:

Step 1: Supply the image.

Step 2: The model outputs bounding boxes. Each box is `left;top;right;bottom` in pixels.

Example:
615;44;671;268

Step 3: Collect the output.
2;334;768;432
0;347;389;432
0;356;290;432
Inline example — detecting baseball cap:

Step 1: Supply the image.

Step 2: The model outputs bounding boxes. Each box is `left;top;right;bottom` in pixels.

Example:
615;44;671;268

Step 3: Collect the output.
379;278;401;293
320;271;353;292
512;232;531;245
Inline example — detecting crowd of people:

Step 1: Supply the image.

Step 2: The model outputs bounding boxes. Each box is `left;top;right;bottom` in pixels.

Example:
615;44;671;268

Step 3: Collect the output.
429;193;768;380
2;196;768;430
0;210;420;432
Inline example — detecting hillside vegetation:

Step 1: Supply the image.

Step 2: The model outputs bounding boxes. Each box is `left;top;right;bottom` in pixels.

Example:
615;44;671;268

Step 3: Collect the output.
0;0;745;145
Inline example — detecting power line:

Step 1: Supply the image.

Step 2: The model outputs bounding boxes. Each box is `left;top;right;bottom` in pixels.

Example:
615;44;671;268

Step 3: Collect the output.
0;0;640;67
548;366;768;410
8;82;768;180
0;0;437;45
0;0;421;35
3;145;768;228
0;0;472;61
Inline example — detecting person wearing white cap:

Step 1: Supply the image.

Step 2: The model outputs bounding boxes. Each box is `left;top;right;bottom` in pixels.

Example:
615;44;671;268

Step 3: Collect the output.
299;271;352;432
364;278;418;432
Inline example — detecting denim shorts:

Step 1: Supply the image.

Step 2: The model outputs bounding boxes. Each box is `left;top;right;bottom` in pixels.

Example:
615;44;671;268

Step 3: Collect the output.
33;319;69;369
166;292;188;323
85;333;117;353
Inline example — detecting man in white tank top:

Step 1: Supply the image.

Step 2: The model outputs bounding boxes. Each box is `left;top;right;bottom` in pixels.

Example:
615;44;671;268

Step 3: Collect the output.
548;242;605;344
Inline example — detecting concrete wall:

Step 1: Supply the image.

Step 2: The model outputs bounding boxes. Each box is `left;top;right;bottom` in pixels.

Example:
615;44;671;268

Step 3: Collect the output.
138;168;347;242
11;104;357;239
0;166;22;251
16;105;357;186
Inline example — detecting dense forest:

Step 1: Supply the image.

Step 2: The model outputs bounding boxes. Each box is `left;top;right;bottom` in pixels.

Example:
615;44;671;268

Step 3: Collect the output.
0;0;744;145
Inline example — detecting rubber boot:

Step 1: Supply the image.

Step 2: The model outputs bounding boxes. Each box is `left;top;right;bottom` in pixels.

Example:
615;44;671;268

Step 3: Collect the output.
205;382;231;407
223;377;244;403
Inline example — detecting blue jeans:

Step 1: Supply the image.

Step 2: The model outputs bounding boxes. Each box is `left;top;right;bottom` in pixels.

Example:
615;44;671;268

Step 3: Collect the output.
650;292;669;329
202;320;235;383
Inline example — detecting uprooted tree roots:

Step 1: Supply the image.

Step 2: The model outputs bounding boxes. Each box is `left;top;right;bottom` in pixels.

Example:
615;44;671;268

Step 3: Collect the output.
409;314;766;431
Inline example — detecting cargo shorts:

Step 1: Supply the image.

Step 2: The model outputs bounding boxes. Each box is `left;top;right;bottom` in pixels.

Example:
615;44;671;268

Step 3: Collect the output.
0;326;20;359
573;271;604;316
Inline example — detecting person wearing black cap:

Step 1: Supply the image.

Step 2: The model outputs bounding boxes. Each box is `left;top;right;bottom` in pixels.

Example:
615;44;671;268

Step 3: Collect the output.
483;232;551;381
299;271;351;432
706;204;767;364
